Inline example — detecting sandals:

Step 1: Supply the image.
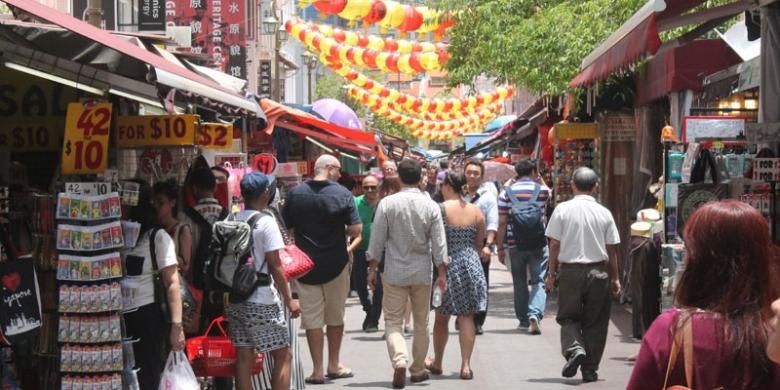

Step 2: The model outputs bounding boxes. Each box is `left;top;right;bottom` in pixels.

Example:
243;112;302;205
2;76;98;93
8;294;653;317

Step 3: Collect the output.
304;377;325;385
460;369;474;380
425;361;443;375
326;367;355;379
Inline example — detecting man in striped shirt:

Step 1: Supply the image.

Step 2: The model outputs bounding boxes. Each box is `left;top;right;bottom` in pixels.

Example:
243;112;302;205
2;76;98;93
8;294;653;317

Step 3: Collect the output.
496;159;551;335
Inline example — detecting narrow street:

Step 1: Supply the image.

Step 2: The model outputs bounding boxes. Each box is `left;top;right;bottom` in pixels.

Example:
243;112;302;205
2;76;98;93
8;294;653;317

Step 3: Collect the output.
299;261;639;389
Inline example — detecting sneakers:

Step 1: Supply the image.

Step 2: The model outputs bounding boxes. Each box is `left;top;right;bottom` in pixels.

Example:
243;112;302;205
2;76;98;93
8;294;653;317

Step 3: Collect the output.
529;317;541;335
582;369;598;383
562;351;586;378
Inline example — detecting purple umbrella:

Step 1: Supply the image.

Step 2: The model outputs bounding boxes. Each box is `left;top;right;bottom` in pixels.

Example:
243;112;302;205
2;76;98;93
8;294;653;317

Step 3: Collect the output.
312;99;364;130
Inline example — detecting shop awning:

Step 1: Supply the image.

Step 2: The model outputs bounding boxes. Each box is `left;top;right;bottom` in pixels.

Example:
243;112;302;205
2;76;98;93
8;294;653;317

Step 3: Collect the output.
569;0;750;88
636;39;742;105
260;99;377;155
1;0;262;117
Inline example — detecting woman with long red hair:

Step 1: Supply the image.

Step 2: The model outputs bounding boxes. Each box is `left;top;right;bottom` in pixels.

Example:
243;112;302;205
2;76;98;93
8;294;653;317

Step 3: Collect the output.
627;200;780;389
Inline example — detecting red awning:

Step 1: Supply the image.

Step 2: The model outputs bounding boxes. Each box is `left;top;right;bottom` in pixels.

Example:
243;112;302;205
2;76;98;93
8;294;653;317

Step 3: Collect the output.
569;15;662;88
2;0;241;100
260;99;377;155
636;39;742;105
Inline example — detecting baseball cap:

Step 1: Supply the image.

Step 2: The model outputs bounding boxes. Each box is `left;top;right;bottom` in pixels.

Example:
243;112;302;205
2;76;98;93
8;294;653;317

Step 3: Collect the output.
240;171;276;200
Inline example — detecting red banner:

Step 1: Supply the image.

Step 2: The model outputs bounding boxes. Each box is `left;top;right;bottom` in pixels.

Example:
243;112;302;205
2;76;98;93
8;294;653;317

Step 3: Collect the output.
166;0;247;78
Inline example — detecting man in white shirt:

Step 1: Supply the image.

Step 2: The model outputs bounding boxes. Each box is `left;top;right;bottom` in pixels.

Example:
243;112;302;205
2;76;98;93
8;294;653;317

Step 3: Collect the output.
544;167;621;384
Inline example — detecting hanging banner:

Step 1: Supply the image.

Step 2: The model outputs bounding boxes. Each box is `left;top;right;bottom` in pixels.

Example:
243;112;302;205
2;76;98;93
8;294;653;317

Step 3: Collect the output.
139;0;165;31
165;0;247;77
197;123;234;150
61;102;112;175
115;115;198;148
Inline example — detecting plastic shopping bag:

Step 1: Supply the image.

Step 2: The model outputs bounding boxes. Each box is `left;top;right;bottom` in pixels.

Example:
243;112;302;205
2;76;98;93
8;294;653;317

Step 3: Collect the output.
159;351;199;390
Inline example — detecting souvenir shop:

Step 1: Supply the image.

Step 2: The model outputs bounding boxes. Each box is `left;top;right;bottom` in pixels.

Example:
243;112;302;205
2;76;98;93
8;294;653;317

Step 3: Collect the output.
0;2;268;388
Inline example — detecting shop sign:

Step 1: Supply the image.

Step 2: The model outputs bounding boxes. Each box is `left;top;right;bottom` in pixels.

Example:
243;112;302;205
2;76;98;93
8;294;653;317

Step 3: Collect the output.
253;153;277;174
197;123;234;150
297;161;310;176
0;67;78;151
682;116;746;144
555;123;599;140
602;114;635;142
115;115;198;148
61;103;112;175
138;0;165;32
65;182;115;196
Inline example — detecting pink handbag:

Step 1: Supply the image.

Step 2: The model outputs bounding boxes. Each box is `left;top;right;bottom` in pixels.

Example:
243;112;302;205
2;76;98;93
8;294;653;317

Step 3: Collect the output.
266;208;314;280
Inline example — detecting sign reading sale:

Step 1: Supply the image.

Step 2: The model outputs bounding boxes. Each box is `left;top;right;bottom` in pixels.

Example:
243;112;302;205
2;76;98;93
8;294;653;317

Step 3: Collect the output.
115;115;198;147
197;123;233;150
61;102;112;175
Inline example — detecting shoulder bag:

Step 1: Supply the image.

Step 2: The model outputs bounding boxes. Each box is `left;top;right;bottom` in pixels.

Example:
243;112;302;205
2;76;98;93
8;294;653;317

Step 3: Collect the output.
265;207;314;280
677;148;729;236
662;311;725;390
150;228;196;324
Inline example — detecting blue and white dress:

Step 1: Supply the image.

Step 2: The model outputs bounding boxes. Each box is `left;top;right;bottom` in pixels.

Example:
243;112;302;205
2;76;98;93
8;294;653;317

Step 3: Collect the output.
438;215;488;316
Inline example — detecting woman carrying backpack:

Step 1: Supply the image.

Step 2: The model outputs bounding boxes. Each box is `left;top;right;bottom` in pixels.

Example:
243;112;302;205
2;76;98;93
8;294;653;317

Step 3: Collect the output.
229;172;301;390
121;179;185;390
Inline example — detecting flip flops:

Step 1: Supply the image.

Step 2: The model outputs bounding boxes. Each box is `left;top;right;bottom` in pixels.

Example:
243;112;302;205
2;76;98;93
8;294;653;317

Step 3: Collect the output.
326;367;355;379
304;377;325;385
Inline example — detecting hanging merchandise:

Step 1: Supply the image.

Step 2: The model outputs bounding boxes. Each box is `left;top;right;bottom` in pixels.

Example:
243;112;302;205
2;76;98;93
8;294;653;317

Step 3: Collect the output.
676;148;729;235
552;123;601;204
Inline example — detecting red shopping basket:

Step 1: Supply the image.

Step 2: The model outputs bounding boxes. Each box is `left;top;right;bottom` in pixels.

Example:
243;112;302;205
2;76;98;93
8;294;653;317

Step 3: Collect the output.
185;316;264;377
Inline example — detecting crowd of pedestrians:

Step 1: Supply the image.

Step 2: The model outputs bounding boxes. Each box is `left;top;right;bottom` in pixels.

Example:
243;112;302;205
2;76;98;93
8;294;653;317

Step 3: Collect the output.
114;153;780;390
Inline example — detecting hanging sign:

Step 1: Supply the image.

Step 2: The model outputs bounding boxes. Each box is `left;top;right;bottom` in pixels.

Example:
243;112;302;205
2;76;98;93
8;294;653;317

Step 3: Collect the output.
197;123;234;150
253;154;278;174
61;102;112;175
682;116;747;144
115;114;198;147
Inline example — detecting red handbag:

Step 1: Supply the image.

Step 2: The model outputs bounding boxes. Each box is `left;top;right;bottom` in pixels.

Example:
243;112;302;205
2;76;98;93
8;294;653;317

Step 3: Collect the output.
185;316;263;378
266;208;314;280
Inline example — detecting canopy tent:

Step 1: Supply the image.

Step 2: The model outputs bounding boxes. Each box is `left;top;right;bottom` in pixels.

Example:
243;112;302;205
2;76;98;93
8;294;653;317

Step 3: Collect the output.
260;99;377;156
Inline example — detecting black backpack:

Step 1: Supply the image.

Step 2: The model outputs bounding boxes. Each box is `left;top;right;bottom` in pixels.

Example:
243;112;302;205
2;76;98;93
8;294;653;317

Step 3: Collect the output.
185;206;229;290
504;183;547;250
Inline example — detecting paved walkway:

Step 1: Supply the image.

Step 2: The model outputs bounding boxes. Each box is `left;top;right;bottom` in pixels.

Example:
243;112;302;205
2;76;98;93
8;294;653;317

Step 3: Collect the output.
297;261;639;389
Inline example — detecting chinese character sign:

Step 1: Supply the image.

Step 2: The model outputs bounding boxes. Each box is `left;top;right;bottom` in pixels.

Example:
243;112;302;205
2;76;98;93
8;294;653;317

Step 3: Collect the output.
166;0;247;78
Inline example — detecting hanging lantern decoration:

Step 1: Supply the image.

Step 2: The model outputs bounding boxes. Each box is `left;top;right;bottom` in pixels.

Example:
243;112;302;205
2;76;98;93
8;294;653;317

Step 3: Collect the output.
312;0;347;16
363;0;387;26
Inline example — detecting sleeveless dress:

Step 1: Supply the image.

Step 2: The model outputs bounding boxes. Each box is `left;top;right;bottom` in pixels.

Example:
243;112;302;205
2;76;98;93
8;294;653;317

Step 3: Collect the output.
438;207;488;316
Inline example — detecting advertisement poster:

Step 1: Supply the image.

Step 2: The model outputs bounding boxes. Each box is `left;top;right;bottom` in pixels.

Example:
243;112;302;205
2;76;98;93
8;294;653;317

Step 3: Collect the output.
166;0;247;78
139;0;165;31
0;256;42;340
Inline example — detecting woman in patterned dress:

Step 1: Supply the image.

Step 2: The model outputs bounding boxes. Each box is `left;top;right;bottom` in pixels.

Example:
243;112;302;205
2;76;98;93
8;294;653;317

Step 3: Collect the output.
425;171;487;380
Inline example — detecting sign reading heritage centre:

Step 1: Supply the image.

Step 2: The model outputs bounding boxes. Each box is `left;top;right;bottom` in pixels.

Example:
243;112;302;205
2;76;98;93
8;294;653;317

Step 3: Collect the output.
115;115;198;147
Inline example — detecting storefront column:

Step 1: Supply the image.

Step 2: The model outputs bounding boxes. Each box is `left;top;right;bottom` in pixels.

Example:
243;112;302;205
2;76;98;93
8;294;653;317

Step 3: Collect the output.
761;2;780;123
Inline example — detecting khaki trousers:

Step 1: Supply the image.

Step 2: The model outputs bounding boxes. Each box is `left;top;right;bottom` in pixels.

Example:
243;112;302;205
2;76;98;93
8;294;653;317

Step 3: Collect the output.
382;281;431;377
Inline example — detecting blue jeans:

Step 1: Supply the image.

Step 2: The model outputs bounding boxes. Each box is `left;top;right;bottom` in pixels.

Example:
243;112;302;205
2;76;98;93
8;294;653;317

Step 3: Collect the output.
509;247;549;325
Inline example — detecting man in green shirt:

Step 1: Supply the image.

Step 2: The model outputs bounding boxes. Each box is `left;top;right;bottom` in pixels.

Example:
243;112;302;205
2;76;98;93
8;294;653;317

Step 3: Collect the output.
352;175;382;332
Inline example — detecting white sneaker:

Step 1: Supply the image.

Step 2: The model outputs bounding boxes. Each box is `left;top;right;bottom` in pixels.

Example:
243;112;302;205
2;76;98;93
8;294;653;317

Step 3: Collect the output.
529;317;541;335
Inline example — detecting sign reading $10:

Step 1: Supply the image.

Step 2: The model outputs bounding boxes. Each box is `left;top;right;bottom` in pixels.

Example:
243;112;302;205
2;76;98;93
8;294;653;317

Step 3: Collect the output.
115;115;199;147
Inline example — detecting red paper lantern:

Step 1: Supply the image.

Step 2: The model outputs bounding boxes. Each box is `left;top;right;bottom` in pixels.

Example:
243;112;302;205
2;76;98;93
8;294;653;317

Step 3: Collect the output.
357;34;369;47
386;53;400;72
410;42;423;52
384;37;399;52
363;0;387;24
313;0;347;15
379;87;390;98
398;5;423;33
332;28;346;42
363;49;379;68
408;52;424;73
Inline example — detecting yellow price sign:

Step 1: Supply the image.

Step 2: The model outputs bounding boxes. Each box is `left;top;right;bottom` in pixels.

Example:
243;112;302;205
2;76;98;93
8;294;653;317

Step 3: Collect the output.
61;102;112;175
197;123;234;150
115;115;198;147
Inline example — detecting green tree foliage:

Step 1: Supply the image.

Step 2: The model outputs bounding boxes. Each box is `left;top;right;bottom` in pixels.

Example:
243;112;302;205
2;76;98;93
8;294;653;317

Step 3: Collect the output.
436;0;646;94
370;115;415;141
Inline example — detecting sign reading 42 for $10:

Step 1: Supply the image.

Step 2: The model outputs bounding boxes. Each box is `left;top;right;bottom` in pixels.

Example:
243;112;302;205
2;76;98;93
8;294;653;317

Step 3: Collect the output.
61;102;112;175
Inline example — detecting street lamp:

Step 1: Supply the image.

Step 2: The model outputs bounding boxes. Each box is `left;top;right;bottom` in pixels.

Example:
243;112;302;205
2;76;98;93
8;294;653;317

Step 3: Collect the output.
302;52;319;104
262;5;287;102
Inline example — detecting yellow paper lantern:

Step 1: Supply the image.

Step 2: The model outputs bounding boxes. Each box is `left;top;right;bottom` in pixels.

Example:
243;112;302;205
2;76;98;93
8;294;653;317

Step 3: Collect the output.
338;0;372;21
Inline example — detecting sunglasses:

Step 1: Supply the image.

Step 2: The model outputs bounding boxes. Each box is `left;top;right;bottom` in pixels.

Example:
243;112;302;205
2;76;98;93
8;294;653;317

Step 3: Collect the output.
363;185;377;191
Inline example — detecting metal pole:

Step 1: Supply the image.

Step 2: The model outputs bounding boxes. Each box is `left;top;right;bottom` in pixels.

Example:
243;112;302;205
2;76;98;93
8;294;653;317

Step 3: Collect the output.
307;66;312;104
86;0;102;28
272;0;281;102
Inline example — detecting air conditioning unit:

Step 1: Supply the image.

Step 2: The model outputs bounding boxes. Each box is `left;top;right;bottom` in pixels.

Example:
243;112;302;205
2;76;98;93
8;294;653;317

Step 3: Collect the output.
166;26;192;48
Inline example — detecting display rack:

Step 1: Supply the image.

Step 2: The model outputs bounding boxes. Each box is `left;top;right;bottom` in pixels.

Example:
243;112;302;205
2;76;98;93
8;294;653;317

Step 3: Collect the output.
56;192;127;390
552;123;600;205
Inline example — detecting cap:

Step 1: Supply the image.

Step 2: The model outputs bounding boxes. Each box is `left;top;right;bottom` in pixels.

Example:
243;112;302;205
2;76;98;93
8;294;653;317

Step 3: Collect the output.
240;171;276;200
